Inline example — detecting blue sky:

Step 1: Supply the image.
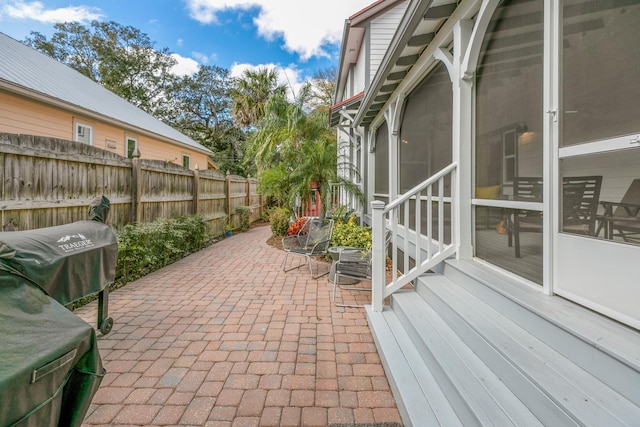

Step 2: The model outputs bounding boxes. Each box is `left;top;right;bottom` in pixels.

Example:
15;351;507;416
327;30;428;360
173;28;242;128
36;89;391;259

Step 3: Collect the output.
0;0;373;95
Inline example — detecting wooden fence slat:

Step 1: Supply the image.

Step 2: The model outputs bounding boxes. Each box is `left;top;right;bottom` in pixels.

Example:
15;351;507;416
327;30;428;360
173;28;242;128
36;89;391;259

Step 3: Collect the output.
0;133;263;232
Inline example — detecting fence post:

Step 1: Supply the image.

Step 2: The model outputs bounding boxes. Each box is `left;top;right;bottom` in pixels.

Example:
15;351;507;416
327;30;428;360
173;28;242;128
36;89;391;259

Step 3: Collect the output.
193;164;200;215
371;200;386;312
131;149;142;224
246;175;251;208
226;171;231;226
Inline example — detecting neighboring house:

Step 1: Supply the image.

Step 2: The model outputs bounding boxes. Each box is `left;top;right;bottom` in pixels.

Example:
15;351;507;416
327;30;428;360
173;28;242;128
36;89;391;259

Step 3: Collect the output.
331;1;640;425
0;32;213;170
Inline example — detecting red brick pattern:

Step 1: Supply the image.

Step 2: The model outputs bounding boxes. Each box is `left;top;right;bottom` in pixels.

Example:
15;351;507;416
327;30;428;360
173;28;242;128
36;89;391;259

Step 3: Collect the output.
76;225;402;426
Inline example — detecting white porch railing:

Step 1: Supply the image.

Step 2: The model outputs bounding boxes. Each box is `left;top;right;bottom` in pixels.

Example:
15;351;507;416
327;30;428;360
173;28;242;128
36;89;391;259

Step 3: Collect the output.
329;181;363;218
371;163;458;312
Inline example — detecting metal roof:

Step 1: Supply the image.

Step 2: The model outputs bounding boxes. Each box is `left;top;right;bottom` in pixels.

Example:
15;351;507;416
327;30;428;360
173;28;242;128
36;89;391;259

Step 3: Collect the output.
0;32;213;155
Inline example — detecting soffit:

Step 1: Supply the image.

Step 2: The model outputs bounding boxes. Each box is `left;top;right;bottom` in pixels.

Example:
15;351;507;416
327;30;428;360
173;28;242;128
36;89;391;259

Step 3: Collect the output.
357;0;459;127
329;91;364;127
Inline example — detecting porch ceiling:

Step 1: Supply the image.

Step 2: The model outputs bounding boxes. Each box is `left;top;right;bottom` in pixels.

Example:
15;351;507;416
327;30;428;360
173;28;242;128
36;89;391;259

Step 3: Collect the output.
358;0;458;127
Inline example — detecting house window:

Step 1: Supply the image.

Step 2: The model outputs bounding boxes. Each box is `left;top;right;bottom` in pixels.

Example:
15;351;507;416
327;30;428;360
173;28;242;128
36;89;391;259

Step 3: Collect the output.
75;122;93;145
126;137;137;158
182;154;190;169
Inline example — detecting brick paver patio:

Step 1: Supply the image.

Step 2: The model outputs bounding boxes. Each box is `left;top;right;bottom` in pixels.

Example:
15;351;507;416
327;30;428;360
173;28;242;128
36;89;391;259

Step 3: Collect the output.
75;224;403;427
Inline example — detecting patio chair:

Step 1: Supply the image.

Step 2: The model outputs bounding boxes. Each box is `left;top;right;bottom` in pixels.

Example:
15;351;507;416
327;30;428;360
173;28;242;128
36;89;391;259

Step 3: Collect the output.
510;176;602;257
332;248;372;308
332;230;391;308
598;178;640;244
282;218;334;279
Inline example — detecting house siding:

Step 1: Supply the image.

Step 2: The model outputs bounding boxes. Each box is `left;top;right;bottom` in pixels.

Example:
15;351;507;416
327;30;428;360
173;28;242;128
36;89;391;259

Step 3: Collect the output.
369;1;407;83
0;91;209;169
352;39;368;97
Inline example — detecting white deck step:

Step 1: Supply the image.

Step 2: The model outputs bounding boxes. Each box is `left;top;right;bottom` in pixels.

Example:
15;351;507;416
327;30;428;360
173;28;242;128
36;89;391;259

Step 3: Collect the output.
366;303;463;427
367;259;640;427
418;272;640;426
444;259;640;406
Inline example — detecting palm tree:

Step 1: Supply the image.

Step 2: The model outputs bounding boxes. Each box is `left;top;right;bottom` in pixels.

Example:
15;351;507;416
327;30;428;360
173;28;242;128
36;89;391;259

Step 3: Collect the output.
230;67;287;129
287;137;362;218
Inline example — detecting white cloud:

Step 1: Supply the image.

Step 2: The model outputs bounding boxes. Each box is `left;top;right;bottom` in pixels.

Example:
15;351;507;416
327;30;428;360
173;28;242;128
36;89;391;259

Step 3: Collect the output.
1;0;103;23
230;62;304;101
184;0;373;60
191;51;212;65
170;53;200;76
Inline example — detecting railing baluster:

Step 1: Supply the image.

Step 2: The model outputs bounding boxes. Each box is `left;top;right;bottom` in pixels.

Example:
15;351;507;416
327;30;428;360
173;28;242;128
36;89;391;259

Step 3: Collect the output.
415;189;422;267
427;184;433;261
404;199;410;274
439;178;445;252
371;163;457;310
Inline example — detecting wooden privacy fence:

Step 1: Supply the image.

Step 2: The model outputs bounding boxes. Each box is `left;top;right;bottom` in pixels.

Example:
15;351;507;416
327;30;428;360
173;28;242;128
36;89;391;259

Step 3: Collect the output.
0;134;263;234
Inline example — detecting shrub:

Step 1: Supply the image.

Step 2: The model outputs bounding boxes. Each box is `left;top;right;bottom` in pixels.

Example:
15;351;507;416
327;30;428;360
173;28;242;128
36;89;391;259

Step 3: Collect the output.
234;206;252;231
287;217;307;236
331;216;372;249
330;205;356;223
270;207;291;236
116;214;211;284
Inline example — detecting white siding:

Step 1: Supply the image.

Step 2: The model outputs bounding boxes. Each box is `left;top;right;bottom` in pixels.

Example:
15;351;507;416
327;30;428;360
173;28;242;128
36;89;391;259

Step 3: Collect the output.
369;1;408;82
352;46;367;96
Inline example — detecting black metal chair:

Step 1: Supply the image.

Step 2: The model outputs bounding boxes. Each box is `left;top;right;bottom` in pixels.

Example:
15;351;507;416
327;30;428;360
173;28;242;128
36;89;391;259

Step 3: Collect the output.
331;230;391;308
510;176;602;257
281;218;334;279
332;247;372;308
598;179;640;244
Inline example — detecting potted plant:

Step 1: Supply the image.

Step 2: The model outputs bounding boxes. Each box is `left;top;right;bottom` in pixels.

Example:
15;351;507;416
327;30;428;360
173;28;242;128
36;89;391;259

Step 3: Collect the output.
225;223;234;237
330;215;372;250
328;215;372;284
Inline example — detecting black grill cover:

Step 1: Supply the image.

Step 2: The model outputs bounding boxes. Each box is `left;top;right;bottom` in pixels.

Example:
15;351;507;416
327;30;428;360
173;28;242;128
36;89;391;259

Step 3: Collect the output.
0;273;104;426
0;220;117;305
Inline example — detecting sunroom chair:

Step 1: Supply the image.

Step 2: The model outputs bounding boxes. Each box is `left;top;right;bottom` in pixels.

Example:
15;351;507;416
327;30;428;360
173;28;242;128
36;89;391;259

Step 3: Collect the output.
282;218;334;279
510;176;602;257
561;175;602;236
509;177;543;258
598;178;640;243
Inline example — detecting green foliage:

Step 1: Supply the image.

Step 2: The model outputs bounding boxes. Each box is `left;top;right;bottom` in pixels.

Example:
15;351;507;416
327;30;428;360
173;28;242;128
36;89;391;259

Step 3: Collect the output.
231;67;288;129
258;164;294;209
27;21;179;118
234;206;252;231
116;215;210;284
330;205;356;223
269;207;291;236
331;217;372;249
26;22;250;175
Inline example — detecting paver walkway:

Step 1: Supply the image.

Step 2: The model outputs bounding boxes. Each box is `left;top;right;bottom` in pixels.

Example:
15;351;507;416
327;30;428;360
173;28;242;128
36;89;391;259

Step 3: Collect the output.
75;224;403;427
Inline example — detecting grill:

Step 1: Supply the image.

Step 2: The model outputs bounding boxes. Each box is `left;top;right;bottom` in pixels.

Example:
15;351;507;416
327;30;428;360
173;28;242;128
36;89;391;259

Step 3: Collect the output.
0;196;117;426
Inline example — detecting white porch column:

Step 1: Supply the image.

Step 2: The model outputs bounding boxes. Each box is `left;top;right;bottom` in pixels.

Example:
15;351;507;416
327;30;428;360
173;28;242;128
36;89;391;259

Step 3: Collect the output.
371;200;386;312
453;19;474;259
385;95;404;202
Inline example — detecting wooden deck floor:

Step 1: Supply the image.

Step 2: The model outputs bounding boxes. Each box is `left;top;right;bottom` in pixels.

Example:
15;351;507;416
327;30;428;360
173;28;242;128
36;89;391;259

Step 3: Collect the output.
474;227;543;285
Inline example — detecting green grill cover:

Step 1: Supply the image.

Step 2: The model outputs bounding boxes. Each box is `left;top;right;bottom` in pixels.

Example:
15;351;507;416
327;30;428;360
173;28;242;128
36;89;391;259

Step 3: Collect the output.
0;275;104;426
0;220;117;305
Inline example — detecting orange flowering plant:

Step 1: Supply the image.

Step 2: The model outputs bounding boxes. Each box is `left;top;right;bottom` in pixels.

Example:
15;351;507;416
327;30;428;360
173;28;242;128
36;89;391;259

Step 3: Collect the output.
287;217;308;236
